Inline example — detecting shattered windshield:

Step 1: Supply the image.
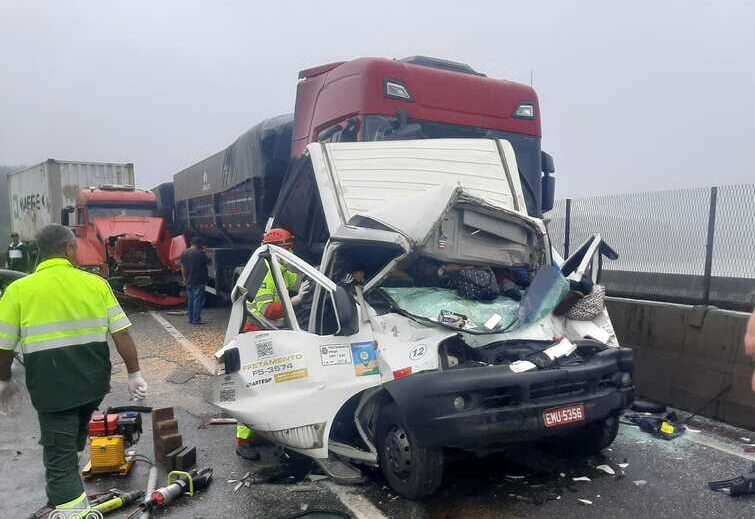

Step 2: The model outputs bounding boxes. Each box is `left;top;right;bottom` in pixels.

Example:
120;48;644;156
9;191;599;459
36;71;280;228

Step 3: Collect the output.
374;259;569;335
88;205;157;222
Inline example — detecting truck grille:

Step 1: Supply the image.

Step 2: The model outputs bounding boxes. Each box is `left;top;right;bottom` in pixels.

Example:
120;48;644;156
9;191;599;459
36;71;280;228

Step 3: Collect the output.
479;374;616;409
120;245;163;270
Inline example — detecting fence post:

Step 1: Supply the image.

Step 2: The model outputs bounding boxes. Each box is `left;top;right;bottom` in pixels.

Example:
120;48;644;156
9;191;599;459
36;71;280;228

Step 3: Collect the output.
702;186;718;306
564;198;572;258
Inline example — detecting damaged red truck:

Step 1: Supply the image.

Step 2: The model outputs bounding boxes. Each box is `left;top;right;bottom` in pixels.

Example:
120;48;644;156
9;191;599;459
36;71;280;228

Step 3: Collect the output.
7;160;186;306
62;185;186;307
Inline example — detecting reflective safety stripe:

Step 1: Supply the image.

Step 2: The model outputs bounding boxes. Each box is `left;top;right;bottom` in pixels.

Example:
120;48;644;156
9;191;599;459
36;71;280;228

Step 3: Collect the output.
22;332;108;353
0;337;17;350
107;306;123;318
20;318;108;338
0;322;18;337
110;315;131;333
56;491;88;510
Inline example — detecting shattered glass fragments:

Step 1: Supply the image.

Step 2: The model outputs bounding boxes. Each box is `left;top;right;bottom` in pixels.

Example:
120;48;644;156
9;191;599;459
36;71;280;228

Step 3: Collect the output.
381;287;520;332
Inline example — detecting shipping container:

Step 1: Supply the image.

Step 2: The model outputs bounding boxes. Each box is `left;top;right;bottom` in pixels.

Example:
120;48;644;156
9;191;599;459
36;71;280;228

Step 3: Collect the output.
8;159;135;241
0;168;10;252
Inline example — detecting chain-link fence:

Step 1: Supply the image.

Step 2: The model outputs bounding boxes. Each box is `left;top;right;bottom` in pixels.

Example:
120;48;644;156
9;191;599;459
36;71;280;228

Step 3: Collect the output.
545;184;755;311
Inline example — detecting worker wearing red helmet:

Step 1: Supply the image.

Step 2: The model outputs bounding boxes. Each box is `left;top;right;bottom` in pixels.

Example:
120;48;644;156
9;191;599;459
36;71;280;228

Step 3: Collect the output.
237;228;310;460
245;228;311;326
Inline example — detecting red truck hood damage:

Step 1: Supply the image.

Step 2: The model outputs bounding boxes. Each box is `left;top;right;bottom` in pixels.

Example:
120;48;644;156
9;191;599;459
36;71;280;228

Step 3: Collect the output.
94;217;165;244
85;217;187;307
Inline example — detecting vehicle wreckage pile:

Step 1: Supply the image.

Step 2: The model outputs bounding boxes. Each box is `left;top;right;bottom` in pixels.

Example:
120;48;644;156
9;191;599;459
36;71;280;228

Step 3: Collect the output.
211;138;635;499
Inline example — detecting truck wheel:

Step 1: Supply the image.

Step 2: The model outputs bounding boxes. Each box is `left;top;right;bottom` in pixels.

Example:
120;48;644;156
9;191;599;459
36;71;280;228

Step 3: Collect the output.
570;416;620;455
376;402;444;499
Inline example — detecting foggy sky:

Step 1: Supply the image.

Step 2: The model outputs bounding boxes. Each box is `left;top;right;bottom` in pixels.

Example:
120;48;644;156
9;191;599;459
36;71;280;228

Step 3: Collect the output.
1;0;754;197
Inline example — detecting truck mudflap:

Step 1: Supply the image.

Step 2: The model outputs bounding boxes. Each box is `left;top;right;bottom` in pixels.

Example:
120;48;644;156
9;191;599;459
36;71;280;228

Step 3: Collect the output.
384;347;634;450
123;286;186;307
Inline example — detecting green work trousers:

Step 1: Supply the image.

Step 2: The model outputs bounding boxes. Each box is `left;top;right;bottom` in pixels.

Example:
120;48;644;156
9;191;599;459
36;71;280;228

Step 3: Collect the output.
37;399;102;507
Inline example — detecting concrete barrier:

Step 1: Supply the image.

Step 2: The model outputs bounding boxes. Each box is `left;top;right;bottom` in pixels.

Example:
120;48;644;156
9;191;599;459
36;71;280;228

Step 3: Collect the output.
607;297;755;429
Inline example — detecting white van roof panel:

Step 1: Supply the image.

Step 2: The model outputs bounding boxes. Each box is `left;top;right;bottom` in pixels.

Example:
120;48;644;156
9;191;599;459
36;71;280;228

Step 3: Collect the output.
309;139;527;231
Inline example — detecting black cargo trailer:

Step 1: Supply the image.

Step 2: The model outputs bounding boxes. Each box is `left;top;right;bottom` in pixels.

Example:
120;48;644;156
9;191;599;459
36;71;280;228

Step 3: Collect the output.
160;115;294;303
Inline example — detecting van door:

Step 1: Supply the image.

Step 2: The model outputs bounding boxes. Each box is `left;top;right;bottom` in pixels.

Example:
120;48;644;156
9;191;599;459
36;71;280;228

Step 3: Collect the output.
215;244;380;459
556;234;621;346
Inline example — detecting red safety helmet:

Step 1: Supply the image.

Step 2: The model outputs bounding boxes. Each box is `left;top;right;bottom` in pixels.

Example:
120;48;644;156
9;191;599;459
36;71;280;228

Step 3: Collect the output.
263;228;294;247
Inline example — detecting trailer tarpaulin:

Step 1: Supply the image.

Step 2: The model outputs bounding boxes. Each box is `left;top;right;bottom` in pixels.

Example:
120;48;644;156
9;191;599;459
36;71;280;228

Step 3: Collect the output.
173;114;294;208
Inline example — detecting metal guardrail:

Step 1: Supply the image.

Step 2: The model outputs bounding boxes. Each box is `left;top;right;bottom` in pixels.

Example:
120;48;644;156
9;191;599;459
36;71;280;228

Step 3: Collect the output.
546;184;755;311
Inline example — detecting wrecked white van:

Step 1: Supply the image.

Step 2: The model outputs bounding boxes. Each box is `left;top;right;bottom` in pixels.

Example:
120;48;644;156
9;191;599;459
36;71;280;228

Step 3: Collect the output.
212;139;634;499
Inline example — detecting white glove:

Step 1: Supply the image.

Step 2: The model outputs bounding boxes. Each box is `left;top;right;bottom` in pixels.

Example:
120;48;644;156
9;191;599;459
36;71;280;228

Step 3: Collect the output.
0;380;19;412
290;280;311;306
127;371;148;401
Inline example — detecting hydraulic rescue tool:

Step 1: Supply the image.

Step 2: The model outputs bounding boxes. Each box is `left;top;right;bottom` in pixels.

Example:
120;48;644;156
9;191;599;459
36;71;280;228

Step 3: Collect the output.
90;489;145;514
124;467;214;518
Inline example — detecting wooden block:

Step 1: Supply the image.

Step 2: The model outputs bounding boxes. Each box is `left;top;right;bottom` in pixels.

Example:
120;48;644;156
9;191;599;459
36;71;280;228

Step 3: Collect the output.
175;446;196;471
166;446;185;471
157;419;179;436
152;407;175;423
155;433;183;464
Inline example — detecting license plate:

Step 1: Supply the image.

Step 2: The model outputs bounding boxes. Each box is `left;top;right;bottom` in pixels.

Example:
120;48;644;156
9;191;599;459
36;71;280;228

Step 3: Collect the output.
543;404;586;428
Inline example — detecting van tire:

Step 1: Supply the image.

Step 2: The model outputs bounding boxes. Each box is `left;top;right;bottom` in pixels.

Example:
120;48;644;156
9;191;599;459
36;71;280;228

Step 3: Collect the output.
376;402;444;499
570;416;620;455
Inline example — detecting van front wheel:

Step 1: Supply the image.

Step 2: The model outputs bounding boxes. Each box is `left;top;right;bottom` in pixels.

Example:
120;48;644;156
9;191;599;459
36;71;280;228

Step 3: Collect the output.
376;402;444;499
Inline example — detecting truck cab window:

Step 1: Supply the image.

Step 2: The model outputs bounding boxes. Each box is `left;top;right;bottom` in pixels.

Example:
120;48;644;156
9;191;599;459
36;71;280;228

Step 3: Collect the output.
317;117;359;144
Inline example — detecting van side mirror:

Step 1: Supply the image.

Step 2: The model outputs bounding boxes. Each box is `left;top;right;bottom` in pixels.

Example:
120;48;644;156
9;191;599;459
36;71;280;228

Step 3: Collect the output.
334;286;359;336
61;206;75;227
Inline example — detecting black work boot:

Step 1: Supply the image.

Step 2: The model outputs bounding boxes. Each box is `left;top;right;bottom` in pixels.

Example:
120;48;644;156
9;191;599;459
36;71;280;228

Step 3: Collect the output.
236;443;261;461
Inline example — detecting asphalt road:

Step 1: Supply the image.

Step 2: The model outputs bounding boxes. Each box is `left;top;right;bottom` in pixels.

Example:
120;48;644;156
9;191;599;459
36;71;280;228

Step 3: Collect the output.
2;305;755;518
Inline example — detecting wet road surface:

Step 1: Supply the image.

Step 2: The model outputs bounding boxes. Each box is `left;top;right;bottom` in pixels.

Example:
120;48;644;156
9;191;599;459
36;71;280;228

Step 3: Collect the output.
2;305;755;518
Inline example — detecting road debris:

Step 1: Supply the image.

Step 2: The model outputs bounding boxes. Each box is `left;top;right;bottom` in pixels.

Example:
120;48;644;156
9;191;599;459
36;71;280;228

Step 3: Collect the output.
199;416;238;428
624;411;684;440
228;470;253;493
572;476;592;482
633;480;647;486
595;465;616;476
708;466;755;496
290;485;319;492
577;498;593;506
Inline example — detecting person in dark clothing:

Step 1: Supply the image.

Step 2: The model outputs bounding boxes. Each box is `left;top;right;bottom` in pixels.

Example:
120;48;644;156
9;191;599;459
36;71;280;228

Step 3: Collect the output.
6;233;29;272
180;236;210;325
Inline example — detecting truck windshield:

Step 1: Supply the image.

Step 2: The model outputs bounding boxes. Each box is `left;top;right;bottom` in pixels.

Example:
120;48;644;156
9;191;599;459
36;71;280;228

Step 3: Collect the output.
362;115;541;214
88;205;157;223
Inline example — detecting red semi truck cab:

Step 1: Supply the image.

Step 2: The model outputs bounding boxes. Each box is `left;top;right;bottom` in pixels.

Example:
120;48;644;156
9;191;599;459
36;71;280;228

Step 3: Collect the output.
293;56;555;215
67;185;187;306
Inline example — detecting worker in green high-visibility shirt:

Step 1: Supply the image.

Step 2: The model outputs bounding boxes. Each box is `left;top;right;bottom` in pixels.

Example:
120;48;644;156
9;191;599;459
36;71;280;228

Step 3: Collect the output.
0;224;148;513
237;228;310;460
